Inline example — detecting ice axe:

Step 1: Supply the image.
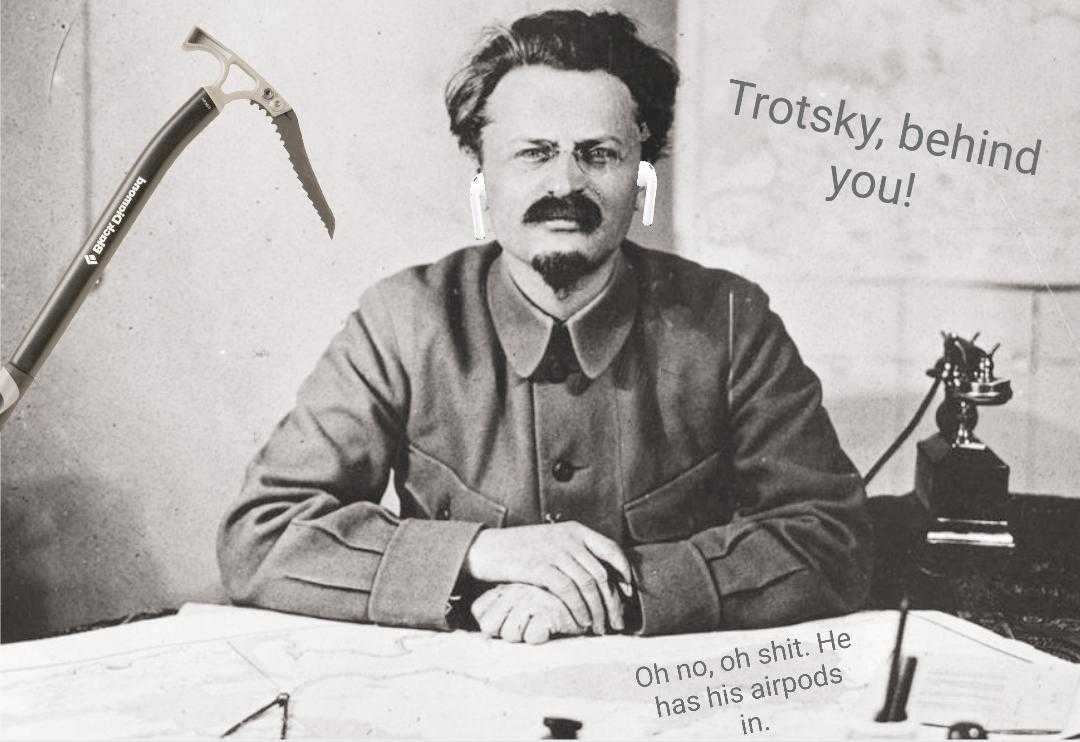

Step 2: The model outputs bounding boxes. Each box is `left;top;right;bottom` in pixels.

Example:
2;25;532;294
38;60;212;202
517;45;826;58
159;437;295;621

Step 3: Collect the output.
0;27;335;428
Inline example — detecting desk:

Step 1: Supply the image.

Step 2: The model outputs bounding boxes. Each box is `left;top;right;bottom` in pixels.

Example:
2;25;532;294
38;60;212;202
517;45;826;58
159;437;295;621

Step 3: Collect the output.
869;493;1080;661
2;604;1078;739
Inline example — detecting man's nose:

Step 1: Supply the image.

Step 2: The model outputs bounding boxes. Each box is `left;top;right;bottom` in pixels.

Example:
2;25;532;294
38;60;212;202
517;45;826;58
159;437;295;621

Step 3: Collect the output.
542;152;588;195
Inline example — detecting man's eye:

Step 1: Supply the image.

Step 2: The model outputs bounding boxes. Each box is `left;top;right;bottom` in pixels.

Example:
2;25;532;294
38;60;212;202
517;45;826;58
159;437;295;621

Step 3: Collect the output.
518;148;553;162
584;148;619;164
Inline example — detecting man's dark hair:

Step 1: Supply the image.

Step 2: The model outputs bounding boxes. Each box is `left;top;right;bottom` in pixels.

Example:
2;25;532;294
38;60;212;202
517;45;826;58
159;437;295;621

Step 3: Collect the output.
445;10;679;163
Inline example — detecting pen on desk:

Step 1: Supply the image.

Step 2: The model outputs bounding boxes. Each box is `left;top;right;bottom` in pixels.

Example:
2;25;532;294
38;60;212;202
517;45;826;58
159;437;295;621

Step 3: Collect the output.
875;596;909;722
886;656;917;722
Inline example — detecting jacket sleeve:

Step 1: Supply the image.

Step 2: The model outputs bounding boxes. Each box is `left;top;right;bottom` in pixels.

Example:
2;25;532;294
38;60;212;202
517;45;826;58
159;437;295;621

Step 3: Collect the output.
217;283;483;630
628;282;872;635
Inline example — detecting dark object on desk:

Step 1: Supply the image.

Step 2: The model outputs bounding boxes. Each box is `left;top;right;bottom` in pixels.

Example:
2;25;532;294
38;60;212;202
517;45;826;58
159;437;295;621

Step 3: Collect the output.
889;656;917;723
875;599;916;723
543;717;582;739
221;692;290;739
923;720;1062;738
872;596;907;725
916;332;1012;522
941;721;989;739
870;492;1080;662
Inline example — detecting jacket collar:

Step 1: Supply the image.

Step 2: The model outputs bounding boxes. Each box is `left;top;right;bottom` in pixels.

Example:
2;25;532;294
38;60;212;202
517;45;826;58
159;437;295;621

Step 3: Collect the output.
486;244;639;380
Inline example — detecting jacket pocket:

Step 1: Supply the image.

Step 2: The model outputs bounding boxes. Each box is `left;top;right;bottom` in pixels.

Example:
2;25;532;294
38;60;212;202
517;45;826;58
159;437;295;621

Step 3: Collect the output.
623;450;730;543
398;444;507;527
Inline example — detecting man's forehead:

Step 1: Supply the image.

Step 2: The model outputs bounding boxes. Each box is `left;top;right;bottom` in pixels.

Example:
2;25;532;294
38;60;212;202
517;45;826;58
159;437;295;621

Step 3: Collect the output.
483;66;639;144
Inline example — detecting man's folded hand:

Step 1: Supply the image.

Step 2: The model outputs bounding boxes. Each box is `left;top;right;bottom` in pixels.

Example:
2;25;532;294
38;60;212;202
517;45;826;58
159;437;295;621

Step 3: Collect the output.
471;583;587;644
463;521;632;635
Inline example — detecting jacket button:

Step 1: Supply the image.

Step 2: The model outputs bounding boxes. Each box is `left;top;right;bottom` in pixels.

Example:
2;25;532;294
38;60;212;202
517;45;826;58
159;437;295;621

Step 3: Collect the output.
437;505;450;519
551;460;574;482
566;371;589;395
545;357;567;383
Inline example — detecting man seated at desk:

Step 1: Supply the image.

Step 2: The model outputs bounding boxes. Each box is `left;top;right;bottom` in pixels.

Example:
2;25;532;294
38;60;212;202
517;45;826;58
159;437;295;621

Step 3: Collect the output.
218;9;871;644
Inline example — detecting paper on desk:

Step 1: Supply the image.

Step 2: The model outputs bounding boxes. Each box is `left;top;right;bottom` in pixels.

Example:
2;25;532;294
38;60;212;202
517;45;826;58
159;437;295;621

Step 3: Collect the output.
907;652;1080;732
2;606;1076;740
906;611;1069;666
0;604;339;671
869;612;1080;734
0;605;351;739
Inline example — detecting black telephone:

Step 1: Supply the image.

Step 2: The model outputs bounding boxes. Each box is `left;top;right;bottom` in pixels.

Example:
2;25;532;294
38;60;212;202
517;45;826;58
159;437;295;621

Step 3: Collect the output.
864;331;1013;523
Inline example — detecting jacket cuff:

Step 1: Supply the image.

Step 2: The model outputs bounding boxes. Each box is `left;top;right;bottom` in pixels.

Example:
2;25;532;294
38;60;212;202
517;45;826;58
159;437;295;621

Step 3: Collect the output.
369;518;484;630
693;526;808;598
628;541;721;636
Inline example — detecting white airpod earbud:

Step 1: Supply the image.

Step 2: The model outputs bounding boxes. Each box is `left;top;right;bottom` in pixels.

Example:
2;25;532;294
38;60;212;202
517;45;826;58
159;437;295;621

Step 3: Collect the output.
637;161;656;226
470;172;487;240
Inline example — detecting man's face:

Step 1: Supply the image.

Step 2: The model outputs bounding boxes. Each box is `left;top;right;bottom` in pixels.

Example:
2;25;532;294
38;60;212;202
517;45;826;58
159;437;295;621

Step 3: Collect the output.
479;66;643;292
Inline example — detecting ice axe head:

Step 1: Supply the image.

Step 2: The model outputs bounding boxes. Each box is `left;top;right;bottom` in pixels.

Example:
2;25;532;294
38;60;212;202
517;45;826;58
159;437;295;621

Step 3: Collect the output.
182;27;335;238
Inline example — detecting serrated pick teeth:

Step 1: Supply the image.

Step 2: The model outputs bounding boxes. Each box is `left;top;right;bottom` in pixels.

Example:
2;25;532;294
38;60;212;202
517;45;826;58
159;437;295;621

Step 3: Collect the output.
252;101;335;238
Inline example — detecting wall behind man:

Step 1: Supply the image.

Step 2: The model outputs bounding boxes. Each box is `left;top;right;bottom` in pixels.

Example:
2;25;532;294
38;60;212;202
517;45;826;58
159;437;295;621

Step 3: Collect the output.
674;1;1080;497
0;1;676;640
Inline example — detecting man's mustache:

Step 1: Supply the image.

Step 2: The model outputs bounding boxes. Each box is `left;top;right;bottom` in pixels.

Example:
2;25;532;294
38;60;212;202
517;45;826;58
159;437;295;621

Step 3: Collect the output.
522;193;602;233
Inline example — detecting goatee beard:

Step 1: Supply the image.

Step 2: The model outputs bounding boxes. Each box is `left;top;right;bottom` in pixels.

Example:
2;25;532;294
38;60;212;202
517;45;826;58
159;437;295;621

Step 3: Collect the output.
530;251;602;297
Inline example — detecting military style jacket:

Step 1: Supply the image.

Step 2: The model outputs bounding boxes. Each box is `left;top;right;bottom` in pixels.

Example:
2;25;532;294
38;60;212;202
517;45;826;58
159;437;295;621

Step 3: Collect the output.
218;242;871;635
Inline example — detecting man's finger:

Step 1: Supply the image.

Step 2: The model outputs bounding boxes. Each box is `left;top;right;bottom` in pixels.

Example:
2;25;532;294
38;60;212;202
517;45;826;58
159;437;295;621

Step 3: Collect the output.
605;579;625;632
500;606;531;643
523;614;553;645
556;555;605;634
471;586;504;616
541;589;584;636
571;550;624;632
475;594;514;638
577;528;633;585
534;565;590;629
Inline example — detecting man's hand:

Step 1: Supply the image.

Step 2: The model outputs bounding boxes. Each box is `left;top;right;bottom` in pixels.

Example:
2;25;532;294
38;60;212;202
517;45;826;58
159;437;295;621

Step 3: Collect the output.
463;521;632;634
472;583;586;644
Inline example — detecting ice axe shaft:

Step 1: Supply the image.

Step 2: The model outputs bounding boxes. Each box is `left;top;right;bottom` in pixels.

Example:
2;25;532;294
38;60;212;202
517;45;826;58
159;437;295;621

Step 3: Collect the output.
0;28;334;428
1;90;218;427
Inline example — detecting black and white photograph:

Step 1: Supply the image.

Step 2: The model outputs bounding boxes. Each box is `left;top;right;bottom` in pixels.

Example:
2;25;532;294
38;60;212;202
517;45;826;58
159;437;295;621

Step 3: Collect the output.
1;1;1078;739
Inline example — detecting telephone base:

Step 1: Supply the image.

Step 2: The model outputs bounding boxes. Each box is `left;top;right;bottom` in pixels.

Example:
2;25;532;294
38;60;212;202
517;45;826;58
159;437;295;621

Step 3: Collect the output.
915;433;1010;520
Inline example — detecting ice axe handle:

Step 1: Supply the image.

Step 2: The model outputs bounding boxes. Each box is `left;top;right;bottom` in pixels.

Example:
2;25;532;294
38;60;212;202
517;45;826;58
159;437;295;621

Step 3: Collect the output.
0;89;219;428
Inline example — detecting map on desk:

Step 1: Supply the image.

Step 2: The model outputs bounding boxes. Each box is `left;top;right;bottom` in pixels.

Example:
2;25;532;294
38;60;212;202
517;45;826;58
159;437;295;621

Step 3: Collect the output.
1;604;1077;739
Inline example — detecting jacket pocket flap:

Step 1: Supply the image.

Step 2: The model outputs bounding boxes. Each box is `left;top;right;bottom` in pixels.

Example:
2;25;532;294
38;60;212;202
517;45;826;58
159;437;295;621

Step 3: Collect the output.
400;445;507;527
623;450;727;543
